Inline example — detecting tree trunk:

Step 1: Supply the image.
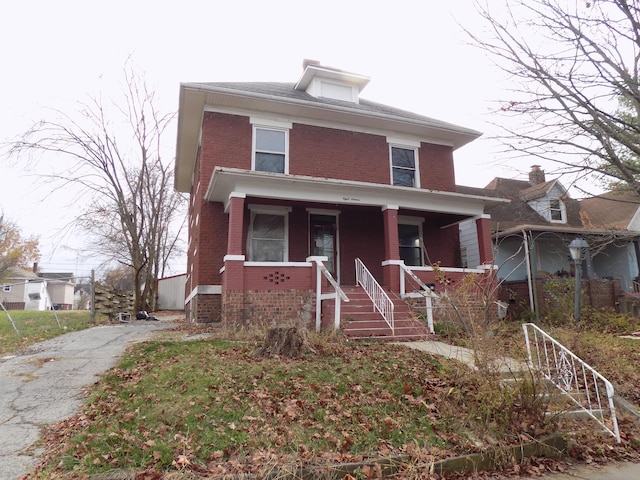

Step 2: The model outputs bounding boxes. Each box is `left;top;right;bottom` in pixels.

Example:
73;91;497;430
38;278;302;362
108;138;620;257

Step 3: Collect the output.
252;327;316;359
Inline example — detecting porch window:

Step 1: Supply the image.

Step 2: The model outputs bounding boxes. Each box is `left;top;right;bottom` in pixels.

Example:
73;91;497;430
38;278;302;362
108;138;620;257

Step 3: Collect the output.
399;223;422;266
248;209;289;262
390;146;419;187
253;127;288;174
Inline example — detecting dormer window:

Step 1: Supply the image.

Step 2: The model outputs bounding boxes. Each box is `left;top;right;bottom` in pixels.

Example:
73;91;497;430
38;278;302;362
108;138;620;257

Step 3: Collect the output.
294;61;370;104
549;198;566;223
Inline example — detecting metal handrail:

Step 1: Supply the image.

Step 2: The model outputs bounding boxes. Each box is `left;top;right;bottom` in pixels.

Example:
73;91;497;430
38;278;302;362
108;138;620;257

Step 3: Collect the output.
355;258;394;335
310;257;349;332
522;323;620;443
399;263;437;334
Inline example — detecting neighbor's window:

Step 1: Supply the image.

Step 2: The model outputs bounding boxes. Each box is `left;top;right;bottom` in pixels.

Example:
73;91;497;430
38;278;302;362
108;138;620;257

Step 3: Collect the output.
253;127;287;173
391;146;418;187
2;285;10;292
399;223;422;266
248;210;288;261
549;198;565;222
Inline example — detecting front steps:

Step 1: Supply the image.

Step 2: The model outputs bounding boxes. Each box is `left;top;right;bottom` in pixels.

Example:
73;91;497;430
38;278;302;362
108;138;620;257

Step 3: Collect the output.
332;285;432;341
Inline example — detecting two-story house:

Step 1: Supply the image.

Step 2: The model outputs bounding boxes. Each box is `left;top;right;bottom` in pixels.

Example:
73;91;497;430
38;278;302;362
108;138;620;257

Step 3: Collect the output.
174;61;506;335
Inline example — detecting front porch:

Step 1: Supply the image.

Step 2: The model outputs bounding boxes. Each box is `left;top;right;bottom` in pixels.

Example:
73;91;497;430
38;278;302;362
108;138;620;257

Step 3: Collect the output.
217;255;493;339
187;167;505;335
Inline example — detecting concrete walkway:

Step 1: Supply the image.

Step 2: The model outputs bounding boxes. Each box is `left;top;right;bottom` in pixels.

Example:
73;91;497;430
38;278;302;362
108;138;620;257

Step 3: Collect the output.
523;461;640;479
0;317;178;480
401;340;526;374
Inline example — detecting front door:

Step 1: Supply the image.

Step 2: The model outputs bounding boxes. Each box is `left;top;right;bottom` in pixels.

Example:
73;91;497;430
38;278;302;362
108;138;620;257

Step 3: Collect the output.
310;214;338;279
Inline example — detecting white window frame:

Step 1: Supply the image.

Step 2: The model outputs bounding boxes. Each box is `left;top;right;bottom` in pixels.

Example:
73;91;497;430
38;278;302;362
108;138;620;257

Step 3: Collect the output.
250;117;291;174
2;285;10;292
389;143;420;188
549;198;566;223
247;205;291;262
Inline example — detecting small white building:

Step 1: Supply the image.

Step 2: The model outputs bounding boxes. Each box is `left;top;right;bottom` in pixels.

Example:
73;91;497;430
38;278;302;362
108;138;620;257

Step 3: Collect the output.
157;274;186;310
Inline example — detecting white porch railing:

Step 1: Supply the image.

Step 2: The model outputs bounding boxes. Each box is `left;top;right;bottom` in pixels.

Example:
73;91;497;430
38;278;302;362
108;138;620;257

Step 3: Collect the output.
399;263;438;334
355;258;394;335
309;257;349;332
522;323;621;443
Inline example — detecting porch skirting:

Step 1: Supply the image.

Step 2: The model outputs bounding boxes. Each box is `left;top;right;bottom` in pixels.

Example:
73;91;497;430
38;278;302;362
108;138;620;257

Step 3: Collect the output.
221;289;315;326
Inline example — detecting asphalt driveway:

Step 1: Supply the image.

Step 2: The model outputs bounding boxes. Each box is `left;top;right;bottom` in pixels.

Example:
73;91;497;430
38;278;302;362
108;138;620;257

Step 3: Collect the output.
0;317;178;480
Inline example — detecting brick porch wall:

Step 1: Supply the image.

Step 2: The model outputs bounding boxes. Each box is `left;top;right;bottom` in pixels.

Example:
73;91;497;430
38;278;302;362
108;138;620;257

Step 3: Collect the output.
498;278;622;319
222;289;315;327
186;294;222;324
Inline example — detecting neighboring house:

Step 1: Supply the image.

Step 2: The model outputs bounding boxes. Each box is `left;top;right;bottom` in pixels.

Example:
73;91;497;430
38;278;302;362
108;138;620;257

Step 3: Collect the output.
0;268;52;311
174;61;506;334
580;191;640;290
157;274;187;311
460;166;639;316
38;272;75;310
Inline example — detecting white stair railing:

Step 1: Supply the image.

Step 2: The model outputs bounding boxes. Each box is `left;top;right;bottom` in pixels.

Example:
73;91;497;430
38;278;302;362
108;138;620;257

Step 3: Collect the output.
309;257;349;332
355;258;394;335
399;263;438;334
522;323;620;443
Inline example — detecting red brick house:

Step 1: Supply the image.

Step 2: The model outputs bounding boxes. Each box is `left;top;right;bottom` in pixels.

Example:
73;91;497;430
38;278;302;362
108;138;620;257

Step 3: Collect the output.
174;61;505;337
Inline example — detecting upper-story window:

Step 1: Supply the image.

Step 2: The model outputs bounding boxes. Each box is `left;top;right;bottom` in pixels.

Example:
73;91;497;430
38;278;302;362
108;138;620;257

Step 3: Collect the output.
2;285;10;292
252;126;288;174
390;145;420;188
549;198;566;223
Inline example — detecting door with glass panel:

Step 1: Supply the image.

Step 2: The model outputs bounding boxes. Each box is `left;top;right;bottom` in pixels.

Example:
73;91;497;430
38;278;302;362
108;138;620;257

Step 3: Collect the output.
310;214;338;278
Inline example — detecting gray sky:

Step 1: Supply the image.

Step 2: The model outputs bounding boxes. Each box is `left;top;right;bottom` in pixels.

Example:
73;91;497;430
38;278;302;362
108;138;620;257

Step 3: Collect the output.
0;0;530;277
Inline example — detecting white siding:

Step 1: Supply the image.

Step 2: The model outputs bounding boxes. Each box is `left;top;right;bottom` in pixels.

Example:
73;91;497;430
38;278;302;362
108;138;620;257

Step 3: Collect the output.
459;220;480;268
157;274;187;310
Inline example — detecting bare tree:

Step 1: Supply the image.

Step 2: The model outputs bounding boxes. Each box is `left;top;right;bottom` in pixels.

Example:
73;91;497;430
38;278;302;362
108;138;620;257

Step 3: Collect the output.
469;0;640;193
10;68;185;311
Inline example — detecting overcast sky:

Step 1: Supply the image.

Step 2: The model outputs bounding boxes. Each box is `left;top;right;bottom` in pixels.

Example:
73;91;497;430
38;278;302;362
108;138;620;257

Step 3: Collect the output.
0;0;538;278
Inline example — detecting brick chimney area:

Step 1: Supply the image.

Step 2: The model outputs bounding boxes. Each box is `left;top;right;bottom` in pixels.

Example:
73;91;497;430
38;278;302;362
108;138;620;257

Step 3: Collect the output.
529;165;546;185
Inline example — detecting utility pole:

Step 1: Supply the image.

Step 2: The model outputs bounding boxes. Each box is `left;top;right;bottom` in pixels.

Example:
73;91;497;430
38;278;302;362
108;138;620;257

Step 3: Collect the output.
90;269;96;324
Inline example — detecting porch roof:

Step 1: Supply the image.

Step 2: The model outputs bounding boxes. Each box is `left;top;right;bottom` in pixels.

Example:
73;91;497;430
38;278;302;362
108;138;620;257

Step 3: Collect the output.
205;167;508;218
493;224;640;239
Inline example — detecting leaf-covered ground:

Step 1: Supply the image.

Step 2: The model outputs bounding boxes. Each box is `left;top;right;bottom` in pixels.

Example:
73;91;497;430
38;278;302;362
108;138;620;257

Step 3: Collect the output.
27;321;640;479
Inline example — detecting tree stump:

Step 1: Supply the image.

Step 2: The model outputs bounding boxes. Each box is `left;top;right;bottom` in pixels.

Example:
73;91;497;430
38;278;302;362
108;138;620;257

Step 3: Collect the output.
252;326;316;359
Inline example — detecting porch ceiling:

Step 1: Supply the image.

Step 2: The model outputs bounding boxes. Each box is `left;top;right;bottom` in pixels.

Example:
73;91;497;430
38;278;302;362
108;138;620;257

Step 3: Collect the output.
205;167;508;217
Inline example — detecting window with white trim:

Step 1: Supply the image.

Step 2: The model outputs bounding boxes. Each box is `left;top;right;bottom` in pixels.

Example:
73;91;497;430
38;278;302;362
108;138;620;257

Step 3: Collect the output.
248;207;289;261
253;127;288;174
390;146;419;187
549;198;566;223
2;285;10;292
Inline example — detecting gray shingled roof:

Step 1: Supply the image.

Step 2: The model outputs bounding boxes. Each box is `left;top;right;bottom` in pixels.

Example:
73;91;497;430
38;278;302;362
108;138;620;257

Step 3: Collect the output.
184;81;479;135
